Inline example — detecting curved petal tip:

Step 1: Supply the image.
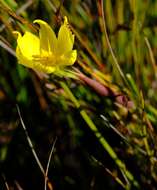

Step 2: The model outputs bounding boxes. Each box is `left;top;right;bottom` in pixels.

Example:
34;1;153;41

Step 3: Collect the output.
13;31;21;39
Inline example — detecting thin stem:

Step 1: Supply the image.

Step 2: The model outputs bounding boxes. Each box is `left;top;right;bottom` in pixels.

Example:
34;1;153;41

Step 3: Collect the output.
0;39;16;57
2;174;10;190
91;156;126;188
99;0;128;86
60;82;139;188
14;181;24;190
44;137;57;190
144;37;157;79
17;105;54;190
16;105;47;180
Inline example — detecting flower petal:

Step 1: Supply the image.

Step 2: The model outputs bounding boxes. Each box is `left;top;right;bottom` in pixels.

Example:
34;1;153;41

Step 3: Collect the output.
16;46;56;73
14;18;77;75
14;32;56;73
33;19;57;54
58;50;77;66
33;62;56;73
16;31;40;59
16;45;34;68
15;31;40;69
57;17;74;55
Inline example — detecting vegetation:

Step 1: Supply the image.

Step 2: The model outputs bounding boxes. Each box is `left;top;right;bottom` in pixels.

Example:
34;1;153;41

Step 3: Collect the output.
0;0;157;189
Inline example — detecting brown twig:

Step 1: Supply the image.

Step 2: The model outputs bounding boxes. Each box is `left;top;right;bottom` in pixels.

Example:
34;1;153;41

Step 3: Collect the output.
0;2;37;32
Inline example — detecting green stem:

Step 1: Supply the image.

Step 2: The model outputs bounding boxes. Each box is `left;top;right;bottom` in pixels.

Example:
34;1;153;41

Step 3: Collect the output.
60;81;139;189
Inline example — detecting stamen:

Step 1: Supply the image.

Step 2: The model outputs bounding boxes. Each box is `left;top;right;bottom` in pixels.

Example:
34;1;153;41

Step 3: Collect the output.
32;54;55;66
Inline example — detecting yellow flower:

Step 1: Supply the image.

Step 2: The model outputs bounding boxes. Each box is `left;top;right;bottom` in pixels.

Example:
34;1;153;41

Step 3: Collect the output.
14;17;77;74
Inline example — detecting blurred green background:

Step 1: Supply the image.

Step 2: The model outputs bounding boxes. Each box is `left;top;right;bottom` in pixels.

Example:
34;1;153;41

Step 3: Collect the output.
1;0;157;189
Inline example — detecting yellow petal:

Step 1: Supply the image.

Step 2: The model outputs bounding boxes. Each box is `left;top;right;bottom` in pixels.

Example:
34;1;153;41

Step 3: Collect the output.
58;50;77;66
14;18;77;75
16;46;56;73
16;45;34;68
15;31;40;68
15;32;55;73
57;17;74;55
33;19;57;54
33;62;56;73
16;31;40;59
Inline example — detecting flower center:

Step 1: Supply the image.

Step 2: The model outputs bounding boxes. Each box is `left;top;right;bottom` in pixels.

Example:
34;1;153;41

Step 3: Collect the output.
32;53;55;66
